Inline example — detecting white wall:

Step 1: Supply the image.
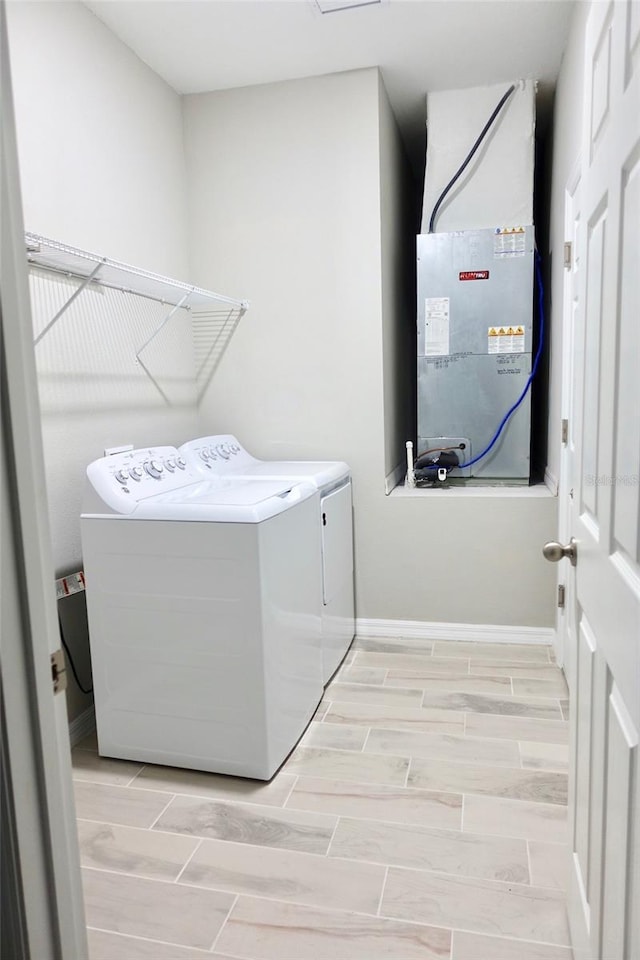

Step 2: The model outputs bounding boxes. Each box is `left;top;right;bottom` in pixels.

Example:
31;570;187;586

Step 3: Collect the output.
184;70;383;465
7;1;197;721
184;68;557;628
7;1;189;276
7;0;197;571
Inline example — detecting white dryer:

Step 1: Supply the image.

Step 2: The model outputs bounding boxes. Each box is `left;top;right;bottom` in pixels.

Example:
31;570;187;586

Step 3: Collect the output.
179;435;354;681
80;446;323;779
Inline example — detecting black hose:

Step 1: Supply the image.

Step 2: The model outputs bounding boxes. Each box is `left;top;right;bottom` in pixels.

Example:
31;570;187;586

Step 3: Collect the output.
58;614;93;695
428;83;516;234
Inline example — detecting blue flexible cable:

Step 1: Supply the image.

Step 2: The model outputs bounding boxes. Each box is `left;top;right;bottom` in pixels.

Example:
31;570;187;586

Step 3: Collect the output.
425;248;544;473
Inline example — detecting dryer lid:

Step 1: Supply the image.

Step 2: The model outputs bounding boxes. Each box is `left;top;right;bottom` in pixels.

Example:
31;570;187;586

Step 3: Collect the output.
180;435;349;490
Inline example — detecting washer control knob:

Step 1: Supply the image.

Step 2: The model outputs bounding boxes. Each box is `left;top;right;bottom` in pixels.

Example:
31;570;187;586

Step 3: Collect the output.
129;466;143;481
145;460;163;479
208;447;218;460
115;469;129;485
217;444;231;460
231;444;240;454
164;458;176;472
200;449;210;461
176;457;187;470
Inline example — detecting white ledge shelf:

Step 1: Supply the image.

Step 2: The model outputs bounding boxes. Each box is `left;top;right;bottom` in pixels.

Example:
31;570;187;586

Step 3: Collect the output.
389;482;556;498
26;233;249;405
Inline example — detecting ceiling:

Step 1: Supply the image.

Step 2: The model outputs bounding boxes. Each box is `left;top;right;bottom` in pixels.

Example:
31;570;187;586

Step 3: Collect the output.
85;0;575;172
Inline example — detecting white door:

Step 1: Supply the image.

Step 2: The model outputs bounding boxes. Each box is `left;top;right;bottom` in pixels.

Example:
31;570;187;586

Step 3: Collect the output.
1;2;88;955
565;2;640;958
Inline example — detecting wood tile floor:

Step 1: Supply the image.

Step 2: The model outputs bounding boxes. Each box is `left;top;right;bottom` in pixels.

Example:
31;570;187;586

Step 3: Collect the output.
72;637;573;960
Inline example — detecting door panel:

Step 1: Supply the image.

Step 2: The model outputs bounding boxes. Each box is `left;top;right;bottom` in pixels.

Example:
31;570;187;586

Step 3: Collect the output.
580;206;606;524
612;145;640;563
567;2;640;958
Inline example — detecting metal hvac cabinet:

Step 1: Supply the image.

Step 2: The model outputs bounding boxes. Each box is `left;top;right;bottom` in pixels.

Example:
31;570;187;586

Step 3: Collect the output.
417;226;535;480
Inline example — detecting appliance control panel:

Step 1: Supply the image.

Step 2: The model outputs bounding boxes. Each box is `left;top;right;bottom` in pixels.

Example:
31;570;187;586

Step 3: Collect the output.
180;435;258;475
85;446;203;514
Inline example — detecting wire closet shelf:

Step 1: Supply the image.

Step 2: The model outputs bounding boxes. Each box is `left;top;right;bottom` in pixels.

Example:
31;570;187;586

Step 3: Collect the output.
25;232;249;404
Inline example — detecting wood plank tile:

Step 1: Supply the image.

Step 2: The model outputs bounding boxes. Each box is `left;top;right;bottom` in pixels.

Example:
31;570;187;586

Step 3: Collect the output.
73;781;173;828
382;868;570;945
153;795;336;854
365;728;521;768
387;673;512;694
512;677;570;699
82;867;234;950
215;896;452;960
135;764;296;807
337;665;388;685
471;662;567;683
354;637;435;655
529;841;570;890
300;720;369;751
382;657;473;679
285;747;409;786
71;750;144;787
325;681;424;707
87;929;212;959
180;837;385;914
77;820;198;881
286;776;462;830
520;741;570;772
433;641;550;662
421;690;562;721
352;652;442;671
452;930;573;960
463;795;568;844
330;817;529;883
408;757;568;805
324;701;465;735
465;713;569;745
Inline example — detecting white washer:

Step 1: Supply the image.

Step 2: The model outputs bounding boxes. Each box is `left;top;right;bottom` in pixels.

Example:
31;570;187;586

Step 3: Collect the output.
80;446;323;779
180;435;354;681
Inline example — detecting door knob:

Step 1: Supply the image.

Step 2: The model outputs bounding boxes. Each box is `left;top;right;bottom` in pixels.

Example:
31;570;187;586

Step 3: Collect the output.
543;538;577;566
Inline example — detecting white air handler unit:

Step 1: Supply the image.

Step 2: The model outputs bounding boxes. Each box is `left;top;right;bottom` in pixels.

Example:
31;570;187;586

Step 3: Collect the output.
180;435;354;682
81;446;323;779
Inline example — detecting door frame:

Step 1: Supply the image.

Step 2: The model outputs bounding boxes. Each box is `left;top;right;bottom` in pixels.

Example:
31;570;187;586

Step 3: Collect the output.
1;1;88;954
553;156;582;681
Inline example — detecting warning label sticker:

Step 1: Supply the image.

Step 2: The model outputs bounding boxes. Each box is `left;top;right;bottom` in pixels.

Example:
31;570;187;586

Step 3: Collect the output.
488;325;525;354
494;227;526;259
425;297;450;356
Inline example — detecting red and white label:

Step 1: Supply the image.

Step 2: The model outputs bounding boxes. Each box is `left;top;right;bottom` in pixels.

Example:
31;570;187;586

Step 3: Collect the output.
56;571;86;601
459;270;490;281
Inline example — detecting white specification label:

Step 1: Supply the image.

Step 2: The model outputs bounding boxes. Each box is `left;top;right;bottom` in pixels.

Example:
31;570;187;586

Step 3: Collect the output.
488;326;525;354
494;227;526;259
425;297;450;356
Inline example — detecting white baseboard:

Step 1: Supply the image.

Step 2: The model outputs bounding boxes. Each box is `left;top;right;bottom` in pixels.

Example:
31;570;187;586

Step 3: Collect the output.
356;618;555;645
68;704;95;747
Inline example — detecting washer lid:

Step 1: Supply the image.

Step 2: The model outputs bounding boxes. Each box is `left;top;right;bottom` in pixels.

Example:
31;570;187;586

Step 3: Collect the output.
131;477;317;523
